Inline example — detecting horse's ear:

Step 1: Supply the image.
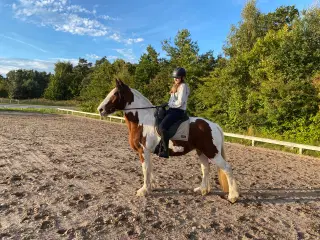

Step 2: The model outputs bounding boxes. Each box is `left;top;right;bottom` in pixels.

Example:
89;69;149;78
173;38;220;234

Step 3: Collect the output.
115;79;121;89
116;79;126;90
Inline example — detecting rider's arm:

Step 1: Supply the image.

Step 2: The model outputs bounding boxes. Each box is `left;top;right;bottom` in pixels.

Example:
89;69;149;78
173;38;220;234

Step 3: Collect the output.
168;84;188;108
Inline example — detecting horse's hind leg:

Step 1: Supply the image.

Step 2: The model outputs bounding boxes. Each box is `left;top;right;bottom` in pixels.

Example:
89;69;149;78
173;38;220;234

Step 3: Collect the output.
194;151;211;195
210;152;239;203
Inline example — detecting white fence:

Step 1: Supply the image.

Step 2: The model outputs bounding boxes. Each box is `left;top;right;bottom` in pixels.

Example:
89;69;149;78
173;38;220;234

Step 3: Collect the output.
57;108;320;155
0;98;20;104
57;108;125;123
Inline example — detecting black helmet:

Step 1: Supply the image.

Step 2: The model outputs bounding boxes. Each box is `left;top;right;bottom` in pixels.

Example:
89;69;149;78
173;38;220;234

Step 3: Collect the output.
172;67;186;78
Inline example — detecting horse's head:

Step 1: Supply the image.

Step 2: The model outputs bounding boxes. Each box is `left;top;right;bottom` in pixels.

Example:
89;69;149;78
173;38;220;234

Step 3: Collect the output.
97;79;134;116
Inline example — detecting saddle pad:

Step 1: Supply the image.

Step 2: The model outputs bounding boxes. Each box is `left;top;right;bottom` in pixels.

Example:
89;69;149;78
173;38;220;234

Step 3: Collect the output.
170;119;190;141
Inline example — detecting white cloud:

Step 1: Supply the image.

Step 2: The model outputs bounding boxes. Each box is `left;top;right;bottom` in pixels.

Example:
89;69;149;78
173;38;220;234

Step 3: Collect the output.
108;33;144;45
106;56;119;61
10;0;144;44
109;33;121;42
10;0;116;37
0;57;55;75
99;15;120;21
115;48;136;63
85;54;101;60
124;37;144;45
66;5;91;14
0;56;90;75
53;14;109;36
0;65;19;76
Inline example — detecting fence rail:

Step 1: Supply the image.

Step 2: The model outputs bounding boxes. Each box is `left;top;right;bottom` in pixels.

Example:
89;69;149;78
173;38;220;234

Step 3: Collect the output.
57;108;320;155
0;98;20;104
57;108;125;123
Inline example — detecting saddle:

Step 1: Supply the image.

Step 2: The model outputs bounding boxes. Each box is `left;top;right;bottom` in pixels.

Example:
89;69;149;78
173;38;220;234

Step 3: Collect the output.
154;106;190;141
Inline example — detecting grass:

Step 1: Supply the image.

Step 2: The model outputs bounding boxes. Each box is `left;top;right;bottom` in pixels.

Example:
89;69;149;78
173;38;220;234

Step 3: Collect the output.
0;107;60;114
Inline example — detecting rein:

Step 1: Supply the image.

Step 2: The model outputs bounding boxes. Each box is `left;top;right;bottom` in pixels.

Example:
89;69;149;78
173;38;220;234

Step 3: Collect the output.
124;105;162;110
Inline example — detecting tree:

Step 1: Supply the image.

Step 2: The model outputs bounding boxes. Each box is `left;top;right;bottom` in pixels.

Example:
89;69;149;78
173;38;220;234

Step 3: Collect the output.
112;59;135;87
134;45;160;93
224;1;299;57
0;75;8;98
79;59;115;112
44;61;74;100
196;3;320;137
73;58;93;97
143;64;172;106
6;70;50;99
224;0;262;57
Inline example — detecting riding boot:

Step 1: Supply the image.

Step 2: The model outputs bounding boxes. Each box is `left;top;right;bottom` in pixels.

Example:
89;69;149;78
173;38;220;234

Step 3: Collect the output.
158;130;170;158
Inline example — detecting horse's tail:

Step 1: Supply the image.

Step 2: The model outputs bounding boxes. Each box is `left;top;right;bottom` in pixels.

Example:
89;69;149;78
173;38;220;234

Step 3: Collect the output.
217;126;229;193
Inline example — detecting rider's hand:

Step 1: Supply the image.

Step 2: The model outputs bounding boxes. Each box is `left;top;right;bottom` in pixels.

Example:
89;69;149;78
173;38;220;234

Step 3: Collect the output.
161;102;168;108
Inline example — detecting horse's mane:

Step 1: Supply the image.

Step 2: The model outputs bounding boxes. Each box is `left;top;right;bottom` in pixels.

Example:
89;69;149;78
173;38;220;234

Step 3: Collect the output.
130;88;154;107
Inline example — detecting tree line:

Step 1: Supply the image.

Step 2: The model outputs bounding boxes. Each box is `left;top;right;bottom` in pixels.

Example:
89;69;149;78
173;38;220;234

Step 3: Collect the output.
1;1;319;145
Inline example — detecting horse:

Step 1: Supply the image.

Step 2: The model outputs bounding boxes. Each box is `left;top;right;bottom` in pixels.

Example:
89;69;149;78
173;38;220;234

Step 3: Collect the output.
97;79;239;203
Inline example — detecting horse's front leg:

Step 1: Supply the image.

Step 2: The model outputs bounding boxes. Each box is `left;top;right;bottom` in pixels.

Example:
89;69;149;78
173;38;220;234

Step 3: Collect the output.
194;152;211;195
136;149;152;196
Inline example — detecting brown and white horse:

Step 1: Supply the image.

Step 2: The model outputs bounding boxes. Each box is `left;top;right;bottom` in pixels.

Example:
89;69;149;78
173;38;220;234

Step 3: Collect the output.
98;79;239;203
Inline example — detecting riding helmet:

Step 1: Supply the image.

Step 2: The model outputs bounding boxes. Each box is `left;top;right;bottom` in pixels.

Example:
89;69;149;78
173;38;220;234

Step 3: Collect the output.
172;67;186;78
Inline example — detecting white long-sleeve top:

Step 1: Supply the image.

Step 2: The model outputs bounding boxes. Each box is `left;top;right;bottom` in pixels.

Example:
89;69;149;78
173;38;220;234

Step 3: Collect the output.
168;83;190;110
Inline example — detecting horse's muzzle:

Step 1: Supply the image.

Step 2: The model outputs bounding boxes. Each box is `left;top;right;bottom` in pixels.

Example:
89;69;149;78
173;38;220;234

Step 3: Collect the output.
99;107;116;116
98;107;106;116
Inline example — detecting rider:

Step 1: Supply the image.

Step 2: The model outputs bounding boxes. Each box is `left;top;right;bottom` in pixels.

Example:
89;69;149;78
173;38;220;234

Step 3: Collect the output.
158;67;190;158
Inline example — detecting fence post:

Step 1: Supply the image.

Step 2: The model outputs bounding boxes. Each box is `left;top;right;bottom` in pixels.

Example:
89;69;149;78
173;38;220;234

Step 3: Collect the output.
299;148;303;154
252;140;255;146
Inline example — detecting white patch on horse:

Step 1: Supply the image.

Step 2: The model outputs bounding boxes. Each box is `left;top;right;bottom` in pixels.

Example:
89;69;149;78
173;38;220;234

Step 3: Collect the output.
97;88;117;112
125;89;160;151
169;140;184;152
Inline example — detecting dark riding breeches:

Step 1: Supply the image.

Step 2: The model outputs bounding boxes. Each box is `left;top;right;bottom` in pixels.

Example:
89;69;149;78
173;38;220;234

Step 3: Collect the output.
159;108;185;133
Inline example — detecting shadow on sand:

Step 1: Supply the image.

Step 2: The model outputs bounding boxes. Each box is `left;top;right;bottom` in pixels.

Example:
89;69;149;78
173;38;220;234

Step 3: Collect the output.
149;188;320;204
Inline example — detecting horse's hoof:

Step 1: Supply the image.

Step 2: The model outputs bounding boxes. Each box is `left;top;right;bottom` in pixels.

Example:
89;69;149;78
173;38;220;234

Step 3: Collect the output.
194;187;210;196
202;189;211;196
228;195;239;203
136;187;148;197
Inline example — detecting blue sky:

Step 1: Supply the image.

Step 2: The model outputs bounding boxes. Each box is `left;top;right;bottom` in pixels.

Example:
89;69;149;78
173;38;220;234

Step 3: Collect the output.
0;0;315;75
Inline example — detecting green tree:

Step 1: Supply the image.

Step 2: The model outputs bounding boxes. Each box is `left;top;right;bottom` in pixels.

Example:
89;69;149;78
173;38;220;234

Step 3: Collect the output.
73;58;93;97
134;45;160;94
44;61;74;100
196;2;320;138
80;59;115;112
224;1;299;57
112;59;135;87
6;70;50;99
143;62;173;106
0;75;8;98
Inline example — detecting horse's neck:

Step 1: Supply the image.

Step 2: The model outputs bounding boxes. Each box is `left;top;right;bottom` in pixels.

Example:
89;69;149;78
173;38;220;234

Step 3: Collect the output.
124;89;156;128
